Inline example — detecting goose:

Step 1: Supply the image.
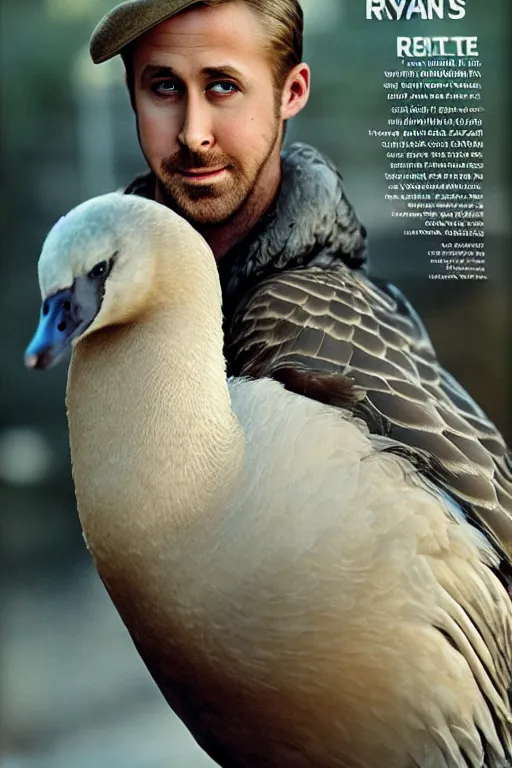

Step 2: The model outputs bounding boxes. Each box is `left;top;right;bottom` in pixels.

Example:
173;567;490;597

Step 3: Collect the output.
25;192;512;768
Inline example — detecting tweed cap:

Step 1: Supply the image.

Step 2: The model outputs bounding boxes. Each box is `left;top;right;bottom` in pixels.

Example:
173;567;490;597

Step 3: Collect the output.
90;0;204;64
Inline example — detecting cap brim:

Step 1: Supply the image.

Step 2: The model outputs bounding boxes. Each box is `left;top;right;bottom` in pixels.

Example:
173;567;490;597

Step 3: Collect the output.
90;0;202;64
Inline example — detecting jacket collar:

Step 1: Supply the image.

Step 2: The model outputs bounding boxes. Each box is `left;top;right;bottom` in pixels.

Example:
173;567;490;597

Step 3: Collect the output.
218;142;368;314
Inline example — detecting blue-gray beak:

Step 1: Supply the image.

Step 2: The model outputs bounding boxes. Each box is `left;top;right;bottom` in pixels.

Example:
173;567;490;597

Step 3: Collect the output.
24;287;85;370
25;257;113;370
24;267;108;370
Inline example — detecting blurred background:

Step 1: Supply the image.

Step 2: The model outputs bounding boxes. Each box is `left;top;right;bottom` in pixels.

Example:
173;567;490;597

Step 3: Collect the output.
1;0;510;766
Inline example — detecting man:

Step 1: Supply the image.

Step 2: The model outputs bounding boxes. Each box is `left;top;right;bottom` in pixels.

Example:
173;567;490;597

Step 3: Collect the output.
90;0;510;547
91;0;310;260
89;0;512;763
91;0;367;316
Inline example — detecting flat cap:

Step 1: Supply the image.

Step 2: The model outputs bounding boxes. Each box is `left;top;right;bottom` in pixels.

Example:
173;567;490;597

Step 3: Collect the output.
90;0;203;64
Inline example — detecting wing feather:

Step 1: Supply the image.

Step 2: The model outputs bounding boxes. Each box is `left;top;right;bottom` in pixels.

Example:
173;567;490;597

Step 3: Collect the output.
226;266;512;570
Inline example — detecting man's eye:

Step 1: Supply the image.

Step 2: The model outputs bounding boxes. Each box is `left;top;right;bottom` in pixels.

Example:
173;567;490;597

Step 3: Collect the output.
209;82;239;95
154;81;179;95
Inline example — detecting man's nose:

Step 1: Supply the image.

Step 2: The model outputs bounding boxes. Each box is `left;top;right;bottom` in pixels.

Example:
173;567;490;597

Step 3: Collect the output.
178;93;214;152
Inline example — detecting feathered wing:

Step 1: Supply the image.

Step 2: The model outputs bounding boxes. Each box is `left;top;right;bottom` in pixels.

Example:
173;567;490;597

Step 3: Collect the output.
419;496;512;766
225;265;512;578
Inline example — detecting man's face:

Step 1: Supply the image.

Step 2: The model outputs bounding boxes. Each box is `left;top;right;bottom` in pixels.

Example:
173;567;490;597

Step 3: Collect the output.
132;2;285;226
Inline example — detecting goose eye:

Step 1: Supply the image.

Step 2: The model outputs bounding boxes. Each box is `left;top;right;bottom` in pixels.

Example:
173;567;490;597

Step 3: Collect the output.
88;261;108;279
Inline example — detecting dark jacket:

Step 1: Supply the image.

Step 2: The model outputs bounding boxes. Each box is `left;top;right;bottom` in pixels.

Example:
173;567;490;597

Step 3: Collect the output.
125;142;512;584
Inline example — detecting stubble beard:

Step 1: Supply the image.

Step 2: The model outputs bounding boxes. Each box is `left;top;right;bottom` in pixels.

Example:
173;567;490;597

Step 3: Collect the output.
152;119;282;229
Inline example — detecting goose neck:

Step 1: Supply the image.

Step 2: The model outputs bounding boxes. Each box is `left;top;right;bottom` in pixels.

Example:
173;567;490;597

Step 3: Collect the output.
67;270;243;557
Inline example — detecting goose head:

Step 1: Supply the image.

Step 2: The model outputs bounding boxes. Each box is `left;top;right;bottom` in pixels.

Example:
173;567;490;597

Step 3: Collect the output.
24;192;214;370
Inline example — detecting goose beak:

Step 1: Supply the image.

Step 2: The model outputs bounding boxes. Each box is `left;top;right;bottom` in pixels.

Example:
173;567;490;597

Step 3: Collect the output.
25;267;108;371
25;278;99;369
24;286;84;370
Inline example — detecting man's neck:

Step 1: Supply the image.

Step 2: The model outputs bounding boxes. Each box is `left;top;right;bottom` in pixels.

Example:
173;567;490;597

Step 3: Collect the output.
155;156;281;262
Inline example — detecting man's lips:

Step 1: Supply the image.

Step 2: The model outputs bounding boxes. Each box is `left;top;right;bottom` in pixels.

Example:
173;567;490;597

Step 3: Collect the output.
179;167;227;179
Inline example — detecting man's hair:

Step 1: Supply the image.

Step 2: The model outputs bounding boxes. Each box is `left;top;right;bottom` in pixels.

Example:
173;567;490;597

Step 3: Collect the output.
122;0;304;106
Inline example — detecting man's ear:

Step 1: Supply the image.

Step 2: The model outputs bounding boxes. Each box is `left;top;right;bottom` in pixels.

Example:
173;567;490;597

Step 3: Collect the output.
280;63;310;121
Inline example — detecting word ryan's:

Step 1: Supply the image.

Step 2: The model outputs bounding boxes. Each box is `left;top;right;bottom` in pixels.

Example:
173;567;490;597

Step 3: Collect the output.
366;0;466;19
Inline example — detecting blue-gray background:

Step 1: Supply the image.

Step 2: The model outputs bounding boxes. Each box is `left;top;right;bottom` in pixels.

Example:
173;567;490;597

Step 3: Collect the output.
1;1;510;766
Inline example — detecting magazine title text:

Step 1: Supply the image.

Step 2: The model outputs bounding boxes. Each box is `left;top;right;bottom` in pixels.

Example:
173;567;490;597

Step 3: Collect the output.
367;0;466;20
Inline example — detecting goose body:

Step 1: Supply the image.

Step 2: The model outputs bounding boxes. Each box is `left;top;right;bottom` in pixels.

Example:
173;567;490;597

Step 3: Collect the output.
26;193;512;768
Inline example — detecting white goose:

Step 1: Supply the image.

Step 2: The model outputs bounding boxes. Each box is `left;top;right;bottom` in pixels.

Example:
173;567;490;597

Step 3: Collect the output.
25;192;512;768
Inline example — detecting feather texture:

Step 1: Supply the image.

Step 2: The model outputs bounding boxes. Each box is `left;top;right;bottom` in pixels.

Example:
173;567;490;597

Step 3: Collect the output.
226;265;512;582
